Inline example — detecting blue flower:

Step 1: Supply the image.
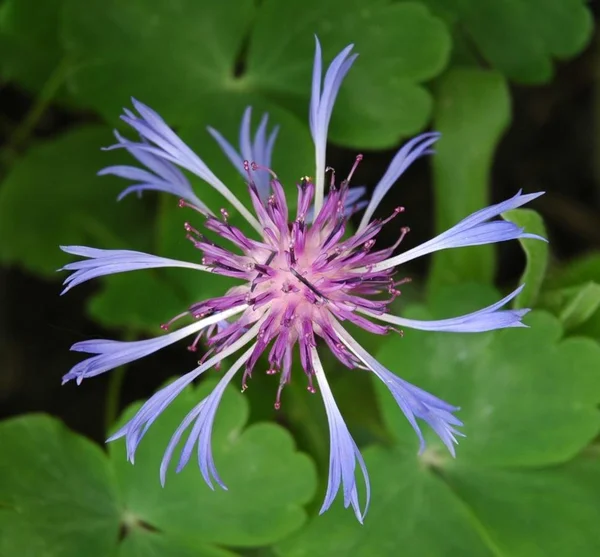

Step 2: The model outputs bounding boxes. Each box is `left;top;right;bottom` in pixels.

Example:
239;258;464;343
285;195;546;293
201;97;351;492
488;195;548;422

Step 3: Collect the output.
60;37;545;523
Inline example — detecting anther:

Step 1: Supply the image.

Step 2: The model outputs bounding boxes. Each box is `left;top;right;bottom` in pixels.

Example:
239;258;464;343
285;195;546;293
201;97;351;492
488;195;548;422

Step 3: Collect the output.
326;166;336;188
184;222;200;236
220;208;229;222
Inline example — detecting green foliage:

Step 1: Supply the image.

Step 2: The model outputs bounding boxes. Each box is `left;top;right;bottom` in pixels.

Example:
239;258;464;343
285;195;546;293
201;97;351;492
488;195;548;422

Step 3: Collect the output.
428;69;510;291
110;379;317;548
0;127;152;276
62;0;256;122
248;0;451;148
0;381;317;555
0;415;121;557
422;0;593;82
0;0;64;92
274;285;600;555
502;208;549;308
542;253;600;338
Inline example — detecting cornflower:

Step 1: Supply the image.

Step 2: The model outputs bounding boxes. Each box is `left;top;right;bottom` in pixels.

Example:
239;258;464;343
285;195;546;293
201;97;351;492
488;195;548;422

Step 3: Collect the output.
60;38;544;522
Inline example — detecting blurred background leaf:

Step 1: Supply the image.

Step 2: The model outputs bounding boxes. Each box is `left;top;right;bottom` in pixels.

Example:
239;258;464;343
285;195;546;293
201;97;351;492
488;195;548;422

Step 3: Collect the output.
247;0;451;148
502;208;549;308
0;127;152;275
422;0;593;82
0;0;65;93
61;0;256;121
428;69;510;291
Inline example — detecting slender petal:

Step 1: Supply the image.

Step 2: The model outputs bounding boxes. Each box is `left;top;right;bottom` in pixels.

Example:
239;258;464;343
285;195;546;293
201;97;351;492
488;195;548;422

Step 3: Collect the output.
310;37;358;214
63;305;247;385
311;346;370;523
99;132;207;210
105;99;262;233
361;285;529;333
59;246;211;293
358;133;440;231
160;345;254;489
359;190;546;273
107;318;266;463
207;107;280;201
334;323;464;456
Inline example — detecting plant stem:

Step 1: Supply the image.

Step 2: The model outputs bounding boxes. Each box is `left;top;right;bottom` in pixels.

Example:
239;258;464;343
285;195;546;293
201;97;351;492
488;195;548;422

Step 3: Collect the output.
104;330;136;433
2;58;71;165
104;366;126;433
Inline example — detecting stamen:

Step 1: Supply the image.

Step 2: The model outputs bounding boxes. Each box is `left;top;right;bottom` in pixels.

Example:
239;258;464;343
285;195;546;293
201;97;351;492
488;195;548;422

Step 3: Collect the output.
184;222;200;236
186;331;204;352
160;311;189;331
326;166;336;189
390;226;410;250
251;161;278;181
243;160;253;183
178;198;207;215
346;154;363;183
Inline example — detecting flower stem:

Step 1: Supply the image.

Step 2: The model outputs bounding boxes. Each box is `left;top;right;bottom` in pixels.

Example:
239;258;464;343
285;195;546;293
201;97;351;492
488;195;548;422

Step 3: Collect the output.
104;330;136;433
1;58;70;166
104;365;126;433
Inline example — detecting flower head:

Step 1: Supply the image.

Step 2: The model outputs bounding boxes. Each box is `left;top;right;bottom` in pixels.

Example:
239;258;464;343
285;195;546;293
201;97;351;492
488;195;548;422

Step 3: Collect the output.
61;37;545;522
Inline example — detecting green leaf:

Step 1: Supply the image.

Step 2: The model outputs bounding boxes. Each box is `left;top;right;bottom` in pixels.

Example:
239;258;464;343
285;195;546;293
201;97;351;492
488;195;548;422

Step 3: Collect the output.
546;253;600;290
424;0;593;83
0;0;65;92
558;282;600;331
542;282;600;332
275;447;494;557
62;0;255;121
276;285;600;555
117;530;239;557
0;387;316;554
428;69;510;292
0;415;121;557
445;453;600;556
377;284;600;467
542;253;600;338
110;378;317;547
247;0;451;148
0;127;152;276
501;208;549;308
87;272;185;334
